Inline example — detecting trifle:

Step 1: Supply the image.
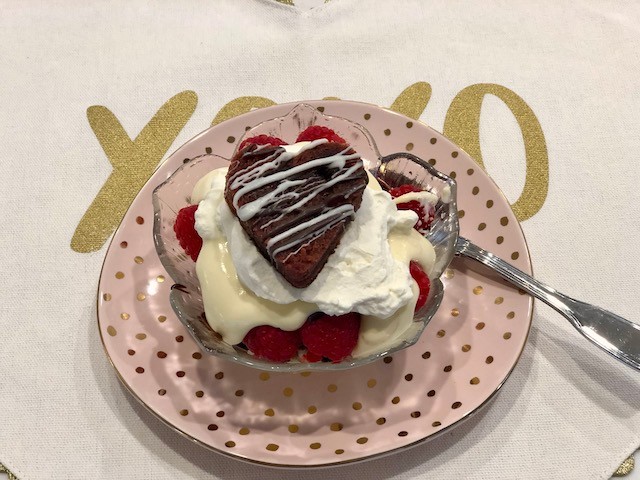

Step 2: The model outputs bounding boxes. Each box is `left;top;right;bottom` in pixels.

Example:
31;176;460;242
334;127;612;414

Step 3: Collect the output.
153;104;458;370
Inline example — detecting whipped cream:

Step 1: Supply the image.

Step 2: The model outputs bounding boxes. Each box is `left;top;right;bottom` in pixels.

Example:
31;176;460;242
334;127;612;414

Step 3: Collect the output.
192;145;438;356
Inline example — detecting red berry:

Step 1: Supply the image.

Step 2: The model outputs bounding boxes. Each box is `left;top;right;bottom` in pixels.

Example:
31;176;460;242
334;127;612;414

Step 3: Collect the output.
301;312;360;362
302;351;324;363
237;135;286;151
389;184;435;232
296;125;346;144
409;261;431;311
173;205;203;261
243;325;302;362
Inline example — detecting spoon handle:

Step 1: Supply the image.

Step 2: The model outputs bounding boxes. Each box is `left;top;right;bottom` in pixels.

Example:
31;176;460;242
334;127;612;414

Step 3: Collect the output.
455;237;640;372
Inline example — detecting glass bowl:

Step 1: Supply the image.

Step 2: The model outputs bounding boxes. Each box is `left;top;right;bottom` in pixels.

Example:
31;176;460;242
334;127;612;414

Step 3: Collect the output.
152;104;459;372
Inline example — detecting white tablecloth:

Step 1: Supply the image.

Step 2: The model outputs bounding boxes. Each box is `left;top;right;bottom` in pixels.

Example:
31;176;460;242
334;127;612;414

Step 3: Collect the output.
1;1;639;478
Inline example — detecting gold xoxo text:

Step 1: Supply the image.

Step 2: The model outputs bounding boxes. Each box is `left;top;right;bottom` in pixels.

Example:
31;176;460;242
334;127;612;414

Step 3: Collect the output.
71;82;548;253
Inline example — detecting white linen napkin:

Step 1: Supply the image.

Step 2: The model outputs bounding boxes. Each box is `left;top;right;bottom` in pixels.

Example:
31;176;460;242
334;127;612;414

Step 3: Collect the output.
1;1;639;478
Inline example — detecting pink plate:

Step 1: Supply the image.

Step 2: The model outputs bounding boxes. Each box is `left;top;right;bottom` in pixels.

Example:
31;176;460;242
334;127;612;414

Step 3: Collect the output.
97;100;533;467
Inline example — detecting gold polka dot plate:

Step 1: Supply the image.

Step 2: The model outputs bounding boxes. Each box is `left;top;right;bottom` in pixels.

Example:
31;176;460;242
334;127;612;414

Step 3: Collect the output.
97;100;533;467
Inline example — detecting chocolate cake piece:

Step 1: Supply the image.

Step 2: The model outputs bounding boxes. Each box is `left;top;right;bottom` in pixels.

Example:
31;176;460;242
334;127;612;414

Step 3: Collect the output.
224;140;368;288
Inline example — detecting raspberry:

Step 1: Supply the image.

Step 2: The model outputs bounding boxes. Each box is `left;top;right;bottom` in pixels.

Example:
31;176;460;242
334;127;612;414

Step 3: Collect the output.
243;325;302;362
410;261;431;311
173;205;202;261
389;184;435;232
301;312;360;362
296;125;346;144
237;135;286;151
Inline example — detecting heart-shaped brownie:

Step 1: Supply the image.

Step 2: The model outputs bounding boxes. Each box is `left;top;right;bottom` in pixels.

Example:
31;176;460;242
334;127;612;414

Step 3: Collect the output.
224;139;368;288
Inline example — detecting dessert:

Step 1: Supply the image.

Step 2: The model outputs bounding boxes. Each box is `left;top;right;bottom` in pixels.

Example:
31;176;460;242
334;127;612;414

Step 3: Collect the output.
173;126;441;363
223;140;368;288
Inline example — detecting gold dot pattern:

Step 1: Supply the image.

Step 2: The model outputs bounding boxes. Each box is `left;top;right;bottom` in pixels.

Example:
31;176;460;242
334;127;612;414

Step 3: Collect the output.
356;437;368;444
97;102;533;466
327;384;338;393
107;326;117;336
283;387;293;397
473;286;483;295
507;311;515;319
476;322;485;330
137;293;146;301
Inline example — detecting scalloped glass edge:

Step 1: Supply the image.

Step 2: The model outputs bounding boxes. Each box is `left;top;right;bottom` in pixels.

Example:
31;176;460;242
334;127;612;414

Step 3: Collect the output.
152;103;459;372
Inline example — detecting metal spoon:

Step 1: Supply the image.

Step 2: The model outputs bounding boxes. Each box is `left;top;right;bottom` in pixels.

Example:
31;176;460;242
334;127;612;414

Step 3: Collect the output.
455;236;640;372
